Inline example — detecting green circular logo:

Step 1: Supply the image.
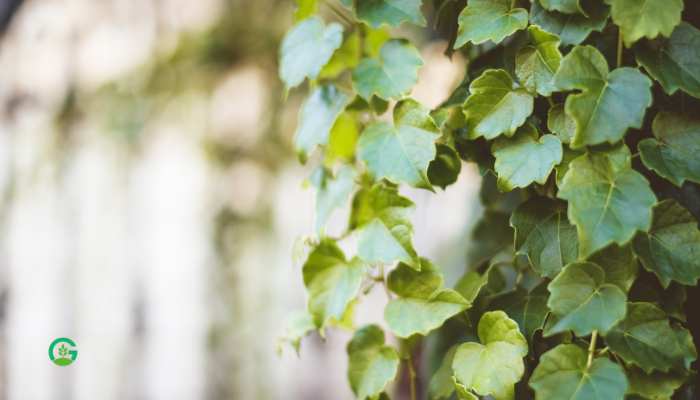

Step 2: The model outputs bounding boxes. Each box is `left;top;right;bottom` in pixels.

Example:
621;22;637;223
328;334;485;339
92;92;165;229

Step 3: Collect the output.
49;337;78;366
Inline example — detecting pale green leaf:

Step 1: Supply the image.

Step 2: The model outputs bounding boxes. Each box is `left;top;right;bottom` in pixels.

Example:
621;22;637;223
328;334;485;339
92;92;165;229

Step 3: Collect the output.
553;45;652;148
294;0;318;21
326;112;359;165
557;146;656;257
607;0;683;47
639;112;700;187
281;310;316;354
355;0;426;28
633;199;700;287
606;302;697;373
515;25;563;96
454;0;528;48
529;344;628;400
353;39;423;100
385;260;469;337
530;0;610;46
320;32;360;79
358;99;438;188
545;262;627;336
347;325;400;399
510;197;577;278
303;240;368;327
279;17;343;88
463;69;534;140
311;166;356;232
636;23;700;99
294;85;350;162
350;183;419;269
452;311;528;400
492;124;562;191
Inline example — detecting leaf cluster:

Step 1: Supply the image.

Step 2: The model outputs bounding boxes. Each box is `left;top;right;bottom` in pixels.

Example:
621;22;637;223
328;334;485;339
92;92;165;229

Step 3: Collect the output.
280;0;700;399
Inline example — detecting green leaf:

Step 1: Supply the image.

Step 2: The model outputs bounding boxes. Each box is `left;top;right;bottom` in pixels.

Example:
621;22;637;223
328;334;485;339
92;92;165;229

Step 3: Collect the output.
530;0;610;46
626;365;687;400
320;32;360;79
639;112;700;187
428;345;458;400
545;262;627;336
636;23;700;99
510;196;578;278
539;0;583;15
326;112;359;164
281;310;316;354
529;344;628;400
355;0;426;28
350;183;419;269
557;146;657;257
452;311;528;400
463;69;534;140
385;261;469;337
489;282;549;340
607;0;683;47
553;45;652;148
294;0;318;21
606;302;697;373
588;244;638;292
492;124;563;191
294;85;350;162
353;39;423;100
428;144;462;189
347;325;400;399
633;199;700;287
358;99;439;188
454;0;528;48
303;240;368;328
311;166;356;232
279;17;343;88
515;25;563;96
547;103;575;144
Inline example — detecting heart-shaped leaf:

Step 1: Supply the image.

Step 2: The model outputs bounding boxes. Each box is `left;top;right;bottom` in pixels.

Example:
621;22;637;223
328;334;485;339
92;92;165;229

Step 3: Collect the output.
347;325;400;399
529;344;628;400
463;69;534;140
452;311;528;400
557;145;656;257
279;17;343;88
545;262;627;336
303;240;368;328
639;112;700;187
636;23;700;99
454;0;528;48
353;39;423;100
607;0;683;47
492;124;563;191
553;45;652;148
606;302;697;373
294;85;350;162
488;282;550;340
515;25;563;96
633;199;700;287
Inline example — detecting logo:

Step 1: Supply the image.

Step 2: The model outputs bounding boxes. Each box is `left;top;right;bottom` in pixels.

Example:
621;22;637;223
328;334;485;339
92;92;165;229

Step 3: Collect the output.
48;337;78;366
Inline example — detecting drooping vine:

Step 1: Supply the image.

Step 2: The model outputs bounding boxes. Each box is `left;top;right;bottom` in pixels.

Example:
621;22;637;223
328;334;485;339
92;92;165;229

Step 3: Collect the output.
280;1;700;399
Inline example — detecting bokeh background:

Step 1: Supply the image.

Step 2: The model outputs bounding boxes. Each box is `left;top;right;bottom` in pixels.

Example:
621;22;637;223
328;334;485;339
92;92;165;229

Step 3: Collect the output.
0;0;484;398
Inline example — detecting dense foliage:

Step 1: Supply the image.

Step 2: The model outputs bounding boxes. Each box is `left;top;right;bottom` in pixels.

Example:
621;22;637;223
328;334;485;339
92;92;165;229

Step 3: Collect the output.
279;0;700;399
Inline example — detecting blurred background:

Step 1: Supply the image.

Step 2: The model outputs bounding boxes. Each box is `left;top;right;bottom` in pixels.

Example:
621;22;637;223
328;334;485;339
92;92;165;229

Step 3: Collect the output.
0;0;482;398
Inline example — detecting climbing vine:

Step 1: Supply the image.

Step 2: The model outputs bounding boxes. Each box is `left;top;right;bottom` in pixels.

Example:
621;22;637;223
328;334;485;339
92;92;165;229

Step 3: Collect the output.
280;0;700;399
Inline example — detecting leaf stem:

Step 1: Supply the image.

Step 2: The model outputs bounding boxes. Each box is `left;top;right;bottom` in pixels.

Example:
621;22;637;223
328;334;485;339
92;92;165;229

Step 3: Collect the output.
407;353;417;400
617;28;623;67
587;330;598;369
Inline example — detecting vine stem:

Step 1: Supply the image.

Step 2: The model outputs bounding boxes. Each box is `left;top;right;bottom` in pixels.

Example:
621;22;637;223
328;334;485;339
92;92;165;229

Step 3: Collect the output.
407;353;417;400
587;330;598;369
617;28;624;67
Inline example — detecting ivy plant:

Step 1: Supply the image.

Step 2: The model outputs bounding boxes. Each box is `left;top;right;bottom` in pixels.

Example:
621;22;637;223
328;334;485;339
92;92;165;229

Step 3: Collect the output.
280;0;700;399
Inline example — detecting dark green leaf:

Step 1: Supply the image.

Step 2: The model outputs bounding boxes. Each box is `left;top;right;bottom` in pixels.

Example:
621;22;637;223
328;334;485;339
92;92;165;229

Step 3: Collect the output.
454;0;528;48
530;0;610;46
